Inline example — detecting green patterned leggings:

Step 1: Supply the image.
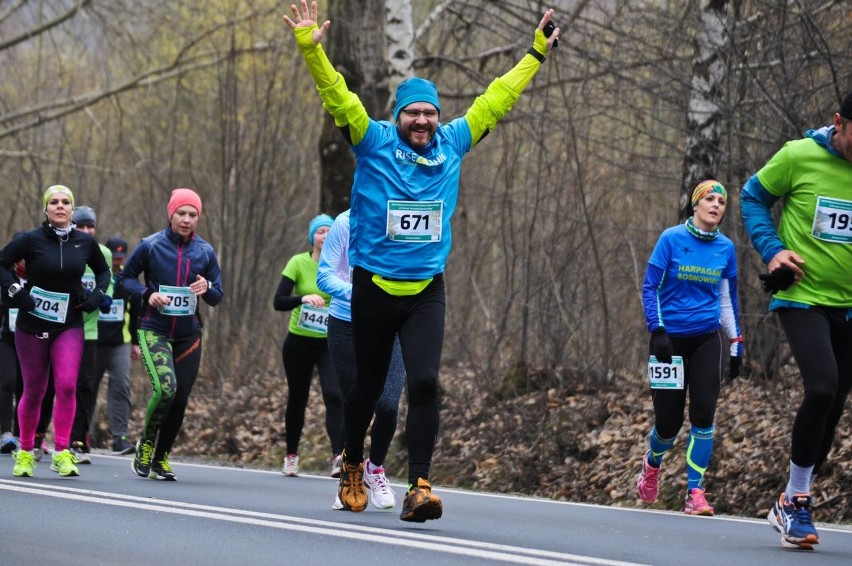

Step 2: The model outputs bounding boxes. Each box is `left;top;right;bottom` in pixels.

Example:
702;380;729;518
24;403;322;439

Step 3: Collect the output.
137;329;202;459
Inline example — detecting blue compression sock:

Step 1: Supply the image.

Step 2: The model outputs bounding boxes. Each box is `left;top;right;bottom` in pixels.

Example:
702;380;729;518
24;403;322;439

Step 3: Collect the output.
647;427;676;467
686;425;714;491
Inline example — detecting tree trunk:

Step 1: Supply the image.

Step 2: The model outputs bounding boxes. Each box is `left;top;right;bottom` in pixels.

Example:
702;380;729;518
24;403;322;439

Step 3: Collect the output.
319;0;392;215
385;0;414;115
679;0;730;221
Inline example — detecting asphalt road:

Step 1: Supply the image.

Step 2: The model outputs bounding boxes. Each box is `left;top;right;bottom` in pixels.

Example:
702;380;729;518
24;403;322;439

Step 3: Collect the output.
1;452;850;565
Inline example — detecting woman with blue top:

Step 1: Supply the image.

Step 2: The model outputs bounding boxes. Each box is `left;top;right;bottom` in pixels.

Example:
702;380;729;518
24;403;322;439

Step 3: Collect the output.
120;188;223;481
636;180;743;516
273;213;342;477
317;210;405;510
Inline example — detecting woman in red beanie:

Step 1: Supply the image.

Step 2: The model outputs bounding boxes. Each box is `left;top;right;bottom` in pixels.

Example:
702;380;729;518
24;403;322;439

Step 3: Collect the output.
119;188;223;481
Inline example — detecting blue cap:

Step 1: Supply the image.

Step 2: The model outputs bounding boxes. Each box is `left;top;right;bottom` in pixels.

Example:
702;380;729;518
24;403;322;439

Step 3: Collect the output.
308;214;334;246
393;77;441;121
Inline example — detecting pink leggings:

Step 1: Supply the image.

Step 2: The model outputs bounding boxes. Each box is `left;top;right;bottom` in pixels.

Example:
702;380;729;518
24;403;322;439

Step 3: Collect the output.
15;327;84;452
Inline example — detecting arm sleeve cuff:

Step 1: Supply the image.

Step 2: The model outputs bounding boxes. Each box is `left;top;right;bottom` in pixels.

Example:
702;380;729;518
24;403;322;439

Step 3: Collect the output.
295;27;338;89
316;75;370;144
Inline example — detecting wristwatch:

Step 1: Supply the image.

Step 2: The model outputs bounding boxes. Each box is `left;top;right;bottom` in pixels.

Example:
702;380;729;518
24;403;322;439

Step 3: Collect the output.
207;279;212;291
7;283;22;298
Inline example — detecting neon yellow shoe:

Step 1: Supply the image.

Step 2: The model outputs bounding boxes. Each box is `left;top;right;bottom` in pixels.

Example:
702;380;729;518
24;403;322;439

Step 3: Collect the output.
50;449;80;477
13;449;36;477
150;453;176;481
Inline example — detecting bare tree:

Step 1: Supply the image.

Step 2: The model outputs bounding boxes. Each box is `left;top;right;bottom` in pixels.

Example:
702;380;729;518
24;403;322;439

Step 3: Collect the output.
317;0;391;215
679;0;730;221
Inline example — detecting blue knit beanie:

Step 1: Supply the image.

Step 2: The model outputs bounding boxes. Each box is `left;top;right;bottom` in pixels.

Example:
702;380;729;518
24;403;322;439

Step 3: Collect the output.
393;77;441;121
308;214;334;246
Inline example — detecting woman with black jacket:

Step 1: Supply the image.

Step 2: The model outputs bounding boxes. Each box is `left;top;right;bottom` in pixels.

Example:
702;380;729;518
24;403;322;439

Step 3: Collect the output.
0;185;110;478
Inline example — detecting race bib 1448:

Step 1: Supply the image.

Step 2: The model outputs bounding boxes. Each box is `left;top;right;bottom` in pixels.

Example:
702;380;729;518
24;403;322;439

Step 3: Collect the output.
297;304;329;334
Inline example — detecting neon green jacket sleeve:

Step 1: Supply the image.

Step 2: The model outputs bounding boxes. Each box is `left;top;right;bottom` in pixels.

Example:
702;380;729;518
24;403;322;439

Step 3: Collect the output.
465;29;549;147
295;26;370;145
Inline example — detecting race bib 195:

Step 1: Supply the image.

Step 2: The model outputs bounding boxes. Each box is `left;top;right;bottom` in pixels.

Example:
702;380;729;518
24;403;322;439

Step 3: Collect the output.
812;196;852;243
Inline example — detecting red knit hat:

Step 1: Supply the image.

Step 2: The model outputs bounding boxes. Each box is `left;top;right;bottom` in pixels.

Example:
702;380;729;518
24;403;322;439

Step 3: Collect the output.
167;188;202;219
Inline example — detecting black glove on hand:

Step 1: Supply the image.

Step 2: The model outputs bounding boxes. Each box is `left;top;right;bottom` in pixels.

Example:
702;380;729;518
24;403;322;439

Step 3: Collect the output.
650;328;673;364
13;291;36;312
98;294;113;314
81;289;105;313
729;356;741;381
758;266;795;294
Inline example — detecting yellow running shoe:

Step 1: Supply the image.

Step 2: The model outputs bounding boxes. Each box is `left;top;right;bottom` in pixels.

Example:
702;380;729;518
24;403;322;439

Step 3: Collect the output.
13;449;36;477
50;449;79;477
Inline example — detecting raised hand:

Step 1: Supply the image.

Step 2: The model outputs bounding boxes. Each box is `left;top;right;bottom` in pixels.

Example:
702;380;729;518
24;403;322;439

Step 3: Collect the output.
537;9;560;52
282;0;331;45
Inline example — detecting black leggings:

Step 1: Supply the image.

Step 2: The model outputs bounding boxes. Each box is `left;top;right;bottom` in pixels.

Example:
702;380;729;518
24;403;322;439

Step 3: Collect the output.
778;307;852;471
327;315;404;466
347;267;444;485
650;330;723;438
282;332;342;456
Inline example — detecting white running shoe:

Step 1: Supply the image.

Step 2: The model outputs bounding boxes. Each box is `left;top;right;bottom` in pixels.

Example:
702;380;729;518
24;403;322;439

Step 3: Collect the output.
330;454;342;478
282;454;299;477
332;495;344;510
364;460;395;509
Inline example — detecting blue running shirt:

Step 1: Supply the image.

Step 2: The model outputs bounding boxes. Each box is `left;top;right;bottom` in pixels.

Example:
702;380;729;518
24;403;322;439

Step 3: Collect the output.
642;224;737;337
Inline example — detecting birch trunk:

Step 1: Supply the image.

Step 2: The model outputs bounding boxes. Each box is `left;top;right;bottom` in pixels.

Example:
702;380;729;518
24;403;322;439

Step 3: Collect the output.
679;0;730;221
385;0;414;109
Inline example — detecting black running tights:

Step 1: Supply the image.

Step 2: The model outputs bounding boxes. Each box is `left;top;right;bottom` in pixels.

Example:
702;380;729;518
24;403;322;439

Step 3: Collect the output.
778;307;852;472
346;267;444;485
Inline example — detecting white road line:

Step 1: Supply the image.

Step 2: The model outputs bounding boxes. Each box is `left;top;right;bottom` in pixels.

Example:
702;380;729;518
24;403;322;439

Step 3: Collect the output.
0;479;645;566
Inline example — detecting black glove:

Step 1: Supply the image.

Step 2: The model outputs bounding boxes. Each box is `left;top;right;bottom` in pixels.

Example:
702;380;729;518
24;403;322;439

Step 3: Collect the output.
81;289;105;313
650;328;673;364
98;294;113;314
758;266;795;294
729;356;741;380
12;290;35;312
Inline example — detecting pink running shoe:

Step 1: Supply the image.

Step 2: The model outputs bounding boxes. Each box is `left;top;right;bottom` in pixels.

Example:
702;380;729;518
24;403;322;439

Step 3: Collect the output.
684;487;714;516
636;452;661;503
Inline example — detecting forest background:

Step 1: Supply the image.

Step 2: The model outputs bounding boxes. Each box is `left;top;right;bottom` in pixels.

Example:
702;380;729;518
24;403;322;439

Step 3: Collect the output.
1;0;850;520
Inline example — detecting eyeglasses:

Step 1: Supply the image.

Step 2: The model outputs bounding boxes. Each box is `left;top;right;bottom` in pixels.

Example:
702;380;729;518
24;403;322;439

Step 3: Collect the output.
401;109;439;119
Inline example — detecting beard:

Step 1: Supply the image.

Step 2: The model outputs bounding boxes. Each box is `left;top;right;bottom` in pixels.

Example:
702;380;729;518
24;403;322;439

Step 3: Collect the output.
399;123;436;149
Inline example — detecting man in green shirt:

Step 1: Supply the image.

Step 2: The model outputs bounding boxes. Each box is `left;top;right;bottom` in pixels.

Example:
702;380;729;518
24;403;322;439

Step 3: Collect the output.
742;90;852;550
